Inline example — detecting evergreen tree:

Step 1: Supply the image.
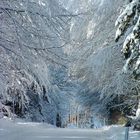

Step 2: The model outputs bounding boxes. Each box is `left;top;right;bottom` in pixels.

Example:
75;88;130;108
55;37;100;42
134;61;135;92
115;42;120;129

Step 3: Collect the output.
115;0;140;77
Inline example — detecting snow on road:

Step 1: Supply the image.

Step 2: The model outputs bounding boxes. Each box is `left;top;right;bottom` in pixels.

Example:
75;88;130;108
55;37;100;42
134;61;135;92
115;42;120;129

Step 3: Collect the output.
0;118;140;140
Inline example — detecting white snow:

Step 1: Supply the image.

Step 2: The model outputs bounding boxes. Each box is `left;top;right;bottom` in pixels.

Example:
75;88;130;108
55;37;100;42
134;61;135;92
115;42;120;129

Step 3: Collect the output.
0;118;140;140
67;123;78;128
136;102;140;119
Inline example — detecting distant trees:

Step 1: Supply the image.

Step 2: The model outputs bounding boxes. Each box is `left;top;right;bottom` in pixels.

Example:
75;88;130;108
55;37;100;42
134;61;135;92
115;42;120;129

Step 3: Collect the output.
67;0;140;124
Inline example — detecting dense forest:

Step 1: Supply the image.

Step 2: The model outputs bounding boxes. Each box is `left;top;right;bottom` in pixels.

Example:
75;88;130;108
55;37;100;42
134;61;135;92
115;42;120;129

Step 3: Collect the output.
0;0;140;130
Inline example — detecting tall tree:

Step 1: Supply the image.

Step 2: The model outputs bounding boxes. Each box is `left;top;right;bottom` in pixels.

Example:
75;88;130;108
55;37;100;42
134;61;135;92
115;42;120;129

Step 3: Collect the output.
115;0;140;121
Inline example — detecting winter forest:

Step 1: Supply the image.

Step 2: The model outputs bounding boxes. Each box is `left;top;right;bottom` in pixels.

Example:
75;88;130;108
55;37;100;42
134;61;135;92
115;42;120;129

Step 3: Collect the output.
0;0;140;139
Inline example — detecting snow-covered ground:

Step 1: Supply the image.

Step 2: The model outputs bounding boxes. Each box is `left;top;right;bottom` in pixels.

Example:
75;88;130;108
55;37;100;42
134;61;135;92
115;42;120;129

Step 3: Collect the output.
0;118;140;140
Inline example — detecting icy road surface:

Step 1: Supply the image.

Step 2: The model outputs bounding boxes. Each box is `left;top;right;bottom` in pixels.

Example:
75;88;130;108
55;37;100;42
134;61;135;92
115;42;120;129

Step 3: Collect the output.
0;118;140;140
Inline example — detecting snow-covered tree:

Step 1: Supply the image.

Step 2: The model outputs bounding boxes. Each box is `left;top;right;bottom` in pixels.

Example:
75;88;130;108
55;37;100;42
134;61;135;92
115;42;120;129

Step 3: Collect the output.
115;0;140;77
115;0;140;122
66;0;140;125
2;0;140;128
0;0;76;124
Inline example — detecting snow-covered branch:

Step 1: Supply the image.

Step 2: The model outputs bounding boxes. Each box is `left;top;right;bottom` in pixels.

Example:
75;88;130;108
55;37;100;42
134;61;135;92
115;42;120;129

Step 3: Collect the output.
115;0;140;77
